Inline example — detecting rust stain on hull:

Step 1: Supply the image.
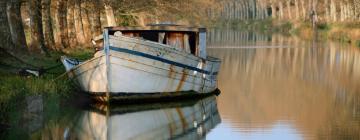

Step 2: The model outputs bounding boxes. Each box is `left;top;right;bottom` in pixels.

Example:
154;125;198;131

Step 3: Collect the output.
164;65;176;92
176;69;188;92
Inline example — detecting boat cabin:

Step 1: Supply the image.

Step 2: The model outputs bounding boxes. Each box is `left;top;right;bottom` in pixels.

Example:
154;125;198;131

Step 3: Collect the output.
105;24;207;59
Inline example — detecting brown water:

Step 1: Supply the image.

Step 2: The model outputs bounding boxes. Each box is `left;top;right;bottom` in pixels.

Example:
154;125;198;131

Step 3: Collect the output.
1;29;360;140
206;29;360;140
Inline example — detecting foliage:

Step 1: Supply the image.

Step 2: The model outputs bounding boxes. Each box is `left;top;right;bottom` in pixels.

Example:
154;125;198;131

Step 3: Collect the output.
317;23;331;31
356;40;360;48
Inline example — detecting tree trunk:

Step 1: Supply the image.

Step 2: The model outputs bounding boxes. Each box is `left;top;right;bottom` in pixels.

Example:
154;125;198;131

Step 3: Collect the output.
311;0;318;28
0;1;13;49
29;0;48;53
340;1;344;21
330;0;337;21
324;0;330;22
57;0;69;48
42;0;55;49
279;2;284;19
104;1;116;26
271;3;276;19
6;0;27;49
74;0;86;45
286;0;292;20
300;0;306;20
355;0;360;20
67;0;77;47
89;0;102;37
81;0;92;45
294;0;300;20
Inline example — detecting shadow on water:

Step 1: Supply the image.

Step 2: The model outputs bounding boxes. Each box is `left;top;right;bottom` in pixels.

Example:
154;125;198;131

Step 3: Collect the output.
206;28;360;140
0;93;221;140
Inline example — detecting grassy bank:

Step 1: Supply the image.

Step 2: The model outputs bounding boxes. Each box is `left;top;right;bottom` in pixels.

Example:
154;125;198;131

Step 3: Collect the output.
289;21;360;46
218;19;360;47
213;19;292;34
0;47;94;110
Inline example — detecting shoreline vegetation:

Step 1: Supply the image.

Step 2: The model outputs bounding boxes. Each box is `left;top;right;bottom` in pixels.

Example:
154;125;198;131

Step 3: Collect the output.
1;0;360;128
217;19;360;47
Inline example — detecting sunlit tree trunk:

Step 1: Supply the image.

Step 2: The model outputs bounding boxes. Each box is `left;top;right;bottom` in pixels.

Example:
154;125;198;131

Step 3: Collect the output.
58;0;69;48
81;0;92;44
29;0;47;53
6;0;27;49
340;1;345;21
74;0;86;45
278;2;284;19
89;0;102;37
330;0;337;21
286;1;292;20
300;0;306;20
324;0;330;21
0;1;13;49
104;0;116;26
294;0;300;20
67;0;77;47
270;2;276;19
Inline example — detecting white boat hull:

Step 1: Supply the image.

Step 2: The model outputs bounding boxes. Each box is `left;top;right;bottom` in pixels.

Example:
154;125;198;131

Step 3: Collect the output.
62;35;221;98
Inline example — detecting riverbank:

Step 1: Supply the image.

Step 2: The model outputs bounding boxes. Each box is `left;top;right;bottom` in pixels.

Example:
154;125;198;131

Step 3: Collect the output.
218;19;360;47
0;48;94;111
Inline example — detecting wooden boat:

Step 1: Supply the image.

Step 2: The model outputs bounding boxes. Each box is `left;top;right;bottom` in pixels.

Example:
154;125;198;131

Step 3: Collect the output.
74;95;221;140
61;24;221;101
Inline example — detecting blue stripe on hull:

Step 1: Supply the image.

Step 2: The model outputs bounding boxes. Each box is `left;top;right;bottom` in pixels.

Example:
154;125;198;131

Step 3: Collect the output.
109;46;217;75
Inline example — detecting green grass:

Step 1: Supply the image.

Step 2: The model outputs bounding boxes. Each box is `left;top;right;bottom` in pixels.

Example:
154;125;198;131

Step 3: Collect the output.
356;40;360;48
0;73;74;104
0;47;93;112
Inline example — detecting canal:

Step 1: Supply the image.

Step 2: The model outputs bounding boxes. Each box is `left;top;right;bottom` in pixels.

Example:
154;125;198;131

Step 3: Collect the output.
1;28;360;140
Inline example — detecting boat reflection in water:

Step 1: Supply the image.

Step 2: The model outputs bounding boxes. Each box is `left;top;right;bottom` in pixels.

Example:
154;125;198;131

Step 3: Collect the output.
73;95;220;140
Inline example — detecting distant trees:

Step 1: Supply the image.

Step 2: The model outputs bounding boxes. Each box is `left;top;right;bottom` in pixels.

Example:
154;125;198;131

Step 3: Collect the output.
220;0;360;23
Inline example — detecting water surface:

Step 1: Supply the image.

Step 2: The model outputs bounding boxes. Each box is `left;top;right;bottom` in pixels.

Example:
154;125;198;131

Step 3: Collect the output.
1;29;360;140
206;29;360;140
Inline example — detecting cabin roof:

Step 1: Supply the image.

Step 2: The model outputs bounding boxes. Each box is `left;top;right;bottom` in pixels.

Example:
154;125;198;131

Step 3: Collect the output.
106;24;206;32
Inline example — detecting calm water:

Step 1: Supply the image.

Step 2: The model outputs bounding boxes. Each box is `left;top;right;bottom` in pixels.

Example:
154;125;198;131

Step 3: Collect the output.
207;29;360;140
1;29;360;140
